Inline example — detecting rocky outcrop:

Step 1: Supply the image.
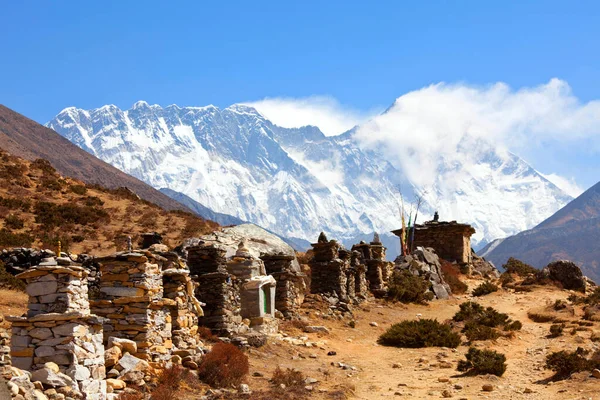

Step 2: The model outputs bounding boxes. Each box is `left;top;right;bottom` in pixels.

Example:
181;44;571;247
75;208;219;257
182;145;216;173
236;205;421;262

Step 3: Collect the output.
394;247;452;300
470;251;501;279
538;260;587;292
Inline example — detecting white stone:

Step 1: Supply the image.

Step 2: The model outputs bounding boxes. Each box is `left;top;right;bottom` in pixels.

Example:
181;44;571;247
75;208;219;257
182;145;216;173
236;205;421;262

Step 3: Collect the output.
31;369;75;388
67;365;91;381
27;281;58;297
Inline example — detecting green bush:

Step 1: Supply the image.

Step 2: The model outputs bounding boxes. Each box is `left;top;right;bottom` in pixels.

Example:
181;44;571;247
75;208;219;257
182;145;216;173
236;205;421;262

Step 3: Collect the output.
0;229;33;247
387;270;434;304
548;324;564;338
4;214;24;230
464;322;500;341
502;257;538;276
545;347;600;380
472;281;499;297
378;319;461;348
499;272;515;287
69;184;88;195
453;302;510;327
0;196;31;212
453;301;521;341
503;320;523;331
457;347;506;376
34;201;110;228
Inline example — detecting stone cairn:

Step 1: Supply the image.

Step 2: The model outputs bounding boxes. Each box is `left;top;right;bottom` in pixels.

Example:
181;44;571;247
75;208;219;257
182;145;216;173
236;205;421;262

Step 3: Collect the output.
187;243;246;336
309;232;349;301
352;233;393;297
90;250;172;362
260;252;306;319
7;256;107;400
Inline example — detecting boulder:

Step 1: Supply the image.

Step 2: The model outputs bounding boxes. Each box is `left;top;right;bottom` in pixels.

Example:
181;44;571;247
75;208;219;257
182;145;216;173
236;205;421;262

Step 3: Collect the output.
187;223;301;271
541;260;586;291
30;369;75;388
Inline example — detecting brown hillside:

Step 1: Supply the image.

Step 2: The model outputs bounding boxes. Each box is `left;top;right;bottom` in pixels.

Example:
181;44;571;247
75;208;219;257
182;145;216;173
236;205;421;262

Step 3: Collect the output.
0;148;218;254
0;104;189;212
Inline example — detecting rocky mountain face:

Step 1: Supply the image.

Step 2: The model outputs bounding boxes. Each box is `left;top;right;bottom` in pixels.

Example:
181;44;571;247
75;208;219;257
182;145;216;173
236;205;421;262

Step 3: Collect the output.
480;181;600;282
0;104;189;212
47;101;572;254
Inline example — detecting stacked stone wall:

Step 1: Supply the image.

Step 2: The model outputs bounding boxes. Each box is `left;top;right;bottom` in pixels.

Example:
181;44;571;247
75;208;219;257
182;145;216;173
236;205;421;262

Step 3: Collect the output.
8;262;106;399
91;252;172;361
261;254;305;318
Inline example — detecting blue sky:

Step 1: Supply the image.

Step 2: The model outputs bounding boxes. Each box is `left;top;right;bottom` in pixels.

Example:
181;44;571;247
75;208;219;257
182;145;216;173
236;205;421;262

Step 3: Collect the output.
1;1;599;190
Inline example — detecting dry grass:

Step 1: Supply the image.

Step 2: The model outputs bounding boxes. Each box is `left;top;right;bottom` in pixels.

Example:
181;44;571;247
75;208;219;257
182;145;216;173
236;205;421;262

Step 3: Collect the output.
0;288;28;327
0;149;219;255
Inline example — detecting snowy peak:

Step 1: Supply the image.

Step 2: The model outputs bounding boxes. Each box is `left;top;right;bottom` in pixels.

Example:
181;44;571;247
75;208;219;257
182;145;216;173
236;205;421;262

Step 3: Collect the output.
47;101;572;253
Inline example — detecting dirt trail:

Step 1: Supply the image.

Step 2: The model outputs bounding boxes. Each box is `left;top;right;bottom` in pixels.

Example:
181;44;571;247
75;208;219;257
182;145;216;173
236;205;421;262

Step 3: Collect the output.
249;284;599;399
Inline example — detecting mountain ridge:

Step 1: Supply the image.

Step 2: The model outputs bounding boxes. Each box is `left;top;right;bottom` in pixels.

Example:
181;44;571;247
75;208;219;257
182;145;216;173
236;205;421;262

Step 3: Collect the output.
47;101;573;254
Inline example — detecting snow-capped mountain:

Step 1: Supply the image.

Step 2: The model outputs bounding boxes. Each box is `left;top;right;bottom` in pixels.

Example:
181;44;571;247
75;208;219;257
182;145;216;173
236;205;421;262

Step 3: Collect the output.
47;101;572;251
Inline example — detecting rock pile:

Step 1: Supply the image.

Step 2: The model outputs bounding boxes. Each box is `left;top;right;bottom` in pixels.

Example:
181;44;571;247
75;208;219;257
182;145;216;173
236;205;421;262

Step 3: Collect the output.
394;247;452;300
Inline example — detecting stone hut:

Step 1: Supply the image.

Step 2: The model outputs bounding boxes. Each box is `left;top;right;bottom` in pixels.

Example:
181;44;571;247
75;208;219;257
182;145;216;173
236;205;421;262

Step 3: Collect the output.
7;256;107;399
392;217;476;265
90;251;173;362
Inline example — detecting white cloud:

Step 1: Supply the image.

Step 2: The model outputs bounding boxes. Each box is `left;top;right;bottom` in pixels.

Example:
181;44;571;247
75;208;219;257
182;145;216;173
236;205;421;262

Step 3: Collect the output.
354;79;600;189
540;173;584;198
244;96;378;136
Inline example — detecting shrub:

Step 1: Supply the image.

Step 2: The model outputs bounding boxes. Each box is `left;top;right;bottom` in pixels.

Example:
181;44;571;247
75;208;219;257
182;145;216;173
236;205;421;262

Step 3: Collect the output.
553;300;568;310
0;260;26;291
583;287;600;305
440;261;468;294
387;270;433;304
31;158;57;175
271;367;305;387
197;342;249;387
151;364;198;399
504;320;523;331
69;184;88;195
464;322;500;341
0;229;33;248
453;301;520;340
4;214;24;230
197;326;219;343
457;347;506;376
502;257;538;276
150;385;176;400
34;201;110;228
545;347;600;380
0;196;31;212
549;324;565;338
453;302;510;328
378;319;461;348
499;272;515;287
472;281;499;297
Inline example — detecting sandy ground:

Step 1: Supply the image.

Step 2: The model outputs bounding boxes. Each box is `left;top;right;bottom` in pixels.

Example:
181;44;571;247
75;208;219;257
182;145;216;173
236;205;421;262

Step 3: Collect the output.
246;283;600;400
1;284;599;399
